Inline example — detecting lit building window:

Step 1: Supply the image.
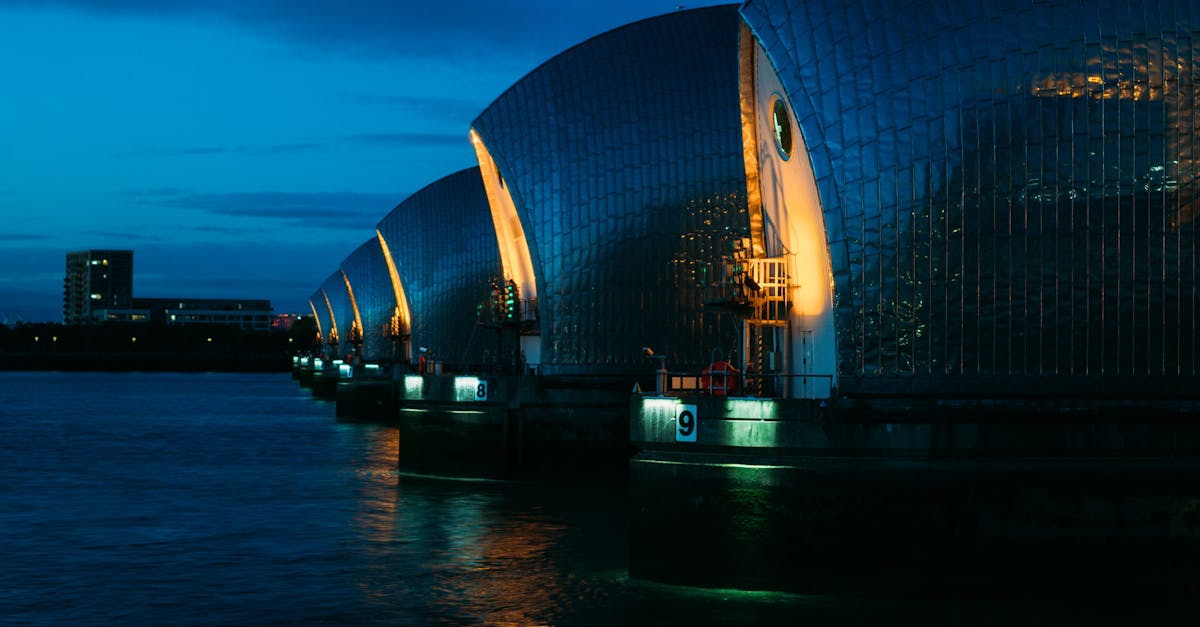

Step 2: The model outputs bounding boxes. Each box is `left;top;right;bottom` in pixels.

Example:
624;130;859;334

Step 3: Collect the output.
90;293;102;300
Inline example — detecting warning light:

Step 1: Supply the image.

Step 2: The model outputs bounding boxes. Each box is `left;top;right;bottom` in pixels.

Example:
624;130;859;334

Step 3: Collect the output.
503;280;518;321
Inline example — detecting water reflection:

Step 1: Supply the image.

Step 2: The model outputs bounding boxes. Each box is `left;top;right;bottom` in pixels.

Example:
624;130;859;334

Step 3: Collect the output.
431;508;566;625
345;425;571;624
348;425;403;607
0;373;1170;626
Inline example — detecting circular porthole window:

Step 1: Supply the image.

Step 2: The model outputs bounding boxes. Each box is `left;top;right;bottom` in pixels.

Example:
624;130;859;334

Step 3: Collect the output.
770;94;793;160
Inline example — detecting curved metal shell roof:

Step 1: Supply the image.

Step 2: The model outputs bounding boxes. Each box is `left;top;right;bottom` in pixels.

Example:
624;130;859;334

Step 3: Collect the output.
743;0;1200;393
471;5;752;373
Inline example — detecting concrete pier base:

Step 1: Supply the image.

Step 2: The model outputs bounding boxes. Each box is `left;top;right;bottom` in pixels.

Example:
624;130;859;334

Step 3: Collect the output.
629;394;1200;599
310;366;338;399
396;374;632;481
335;377;395;423
296;363;315;388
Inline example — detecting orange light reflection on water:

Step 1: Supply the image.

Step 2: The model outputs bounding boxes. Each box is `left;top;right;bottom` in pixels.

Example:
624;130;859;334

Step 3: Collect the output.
345;426;570;623
430;509;567;626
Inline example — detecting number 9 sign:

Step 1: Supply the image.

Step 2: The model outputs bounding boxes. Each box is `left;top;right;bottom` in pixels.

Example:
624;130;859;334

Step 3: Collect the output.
675;404;697;442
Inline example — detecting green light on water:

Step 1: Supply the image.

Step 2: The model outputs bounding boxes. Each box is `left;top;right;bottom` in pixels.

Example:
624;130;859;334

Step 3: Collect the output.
636;458;793;471
632;577;814;602
396;470;506;484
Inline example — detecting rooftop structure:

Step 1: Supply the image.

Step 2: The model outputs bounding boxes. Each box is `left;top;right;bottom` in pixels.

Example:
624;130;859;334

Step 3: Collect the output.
131;298;274;331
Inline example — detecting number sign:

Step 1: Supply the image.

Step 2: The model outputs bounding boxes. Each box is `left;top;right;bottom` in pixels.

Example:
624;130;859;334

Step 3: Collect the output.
676;404;697;442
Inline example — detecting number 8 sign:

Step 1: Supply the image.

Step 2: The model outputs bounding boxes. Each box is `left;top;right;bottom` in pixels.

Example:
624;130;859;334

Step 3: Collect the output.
675;404;697;442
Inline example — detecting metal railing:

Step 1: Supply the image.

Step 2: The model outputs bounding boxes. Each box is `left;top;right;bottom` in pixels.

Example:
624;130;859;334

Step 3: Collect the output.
657;369;835;400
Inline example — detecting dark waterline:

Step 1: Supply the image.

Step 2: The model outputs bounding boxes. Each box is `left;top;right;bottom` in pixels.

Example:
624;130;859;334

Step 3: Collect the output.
0;372;1157;625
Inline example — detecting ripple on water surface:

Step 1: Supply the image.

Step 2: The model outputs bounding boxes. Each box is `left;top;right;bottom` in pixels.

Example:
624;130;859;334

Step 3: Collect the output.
0;372;1165;625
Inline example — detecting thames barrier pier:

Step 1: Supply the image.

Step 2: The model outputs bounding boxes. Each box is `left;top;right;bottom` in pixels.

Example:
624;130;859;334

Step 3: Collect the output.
629;392;1200;596
292;0;1200;596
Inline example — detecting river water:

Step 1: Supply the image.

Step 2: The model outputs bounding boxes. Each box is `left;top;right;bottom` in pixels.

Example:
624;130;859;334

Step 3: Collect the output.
0;371;1157;625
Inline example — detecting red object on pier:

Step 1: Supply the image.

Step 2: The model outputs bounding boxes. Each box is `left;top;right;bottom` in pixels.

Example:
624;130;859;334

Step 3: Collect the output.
700;360;739;396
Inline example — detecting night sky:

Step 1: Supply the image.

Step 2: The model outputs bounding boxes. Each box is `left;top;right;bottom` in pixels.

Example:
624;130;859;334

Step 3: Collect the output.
0;0;727;323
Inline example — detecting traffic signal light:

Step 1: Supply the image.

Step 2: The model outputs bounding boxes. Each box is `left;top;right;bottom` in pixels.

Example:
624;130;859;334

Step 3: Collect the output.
503;280;518;321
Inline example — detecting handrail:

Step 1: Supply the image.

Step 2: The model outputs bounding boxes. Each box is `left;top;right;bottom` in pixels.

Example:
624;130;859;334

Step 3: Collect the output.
657;369;835;399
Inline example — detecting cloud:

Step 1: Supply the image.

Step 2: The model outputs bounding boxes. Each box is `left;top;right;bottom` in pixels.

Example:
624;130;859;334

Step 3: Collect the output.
0;231;358;322
128;136;459;160
132;240;358;313
120;188;188;199
344;132;466;148
0;286;62;324
0;233;55;242
80;230;165;242
0;271;62;286
0;245;70;322
138;274;317;292
344;93;486;123
188;225;265;235
0;0;714;62
127;143;324;158
126;190;402;230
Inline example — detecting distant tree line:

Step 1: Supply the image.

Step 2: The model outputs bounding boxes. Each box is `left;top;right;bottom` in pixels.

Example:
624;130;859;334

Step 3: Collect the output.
0;318;320;372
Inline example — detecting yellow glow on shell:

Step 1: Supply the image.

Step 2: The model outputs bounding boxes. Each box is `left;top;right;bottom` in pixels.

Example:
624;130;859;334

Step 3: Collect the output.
375;230;412;330
470;127;538;299
321;288;338;342
308;300;323;336
340;269;363;342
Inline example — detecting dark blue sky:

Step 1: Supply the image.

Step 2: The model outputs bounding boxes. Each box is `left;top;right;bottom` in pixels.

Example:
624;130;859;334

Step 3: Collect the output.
0;0;727;323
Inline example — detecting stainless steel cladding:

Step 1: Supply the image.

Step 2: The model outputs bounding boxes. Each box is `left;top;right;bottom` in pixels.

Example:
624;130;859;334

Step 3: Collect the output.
375;167;501;370
742;0;1200;395
339;239;392;363
471;6;752;375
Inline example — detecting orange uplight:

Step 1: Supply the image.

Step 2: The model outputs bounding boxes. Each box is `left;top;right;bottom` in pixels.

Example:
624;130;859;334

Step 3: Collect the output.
469;126;538;300
321;288;338;343
308;300;324;337
375;230;412;332
340;269;364;343
1031;72;1164;101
